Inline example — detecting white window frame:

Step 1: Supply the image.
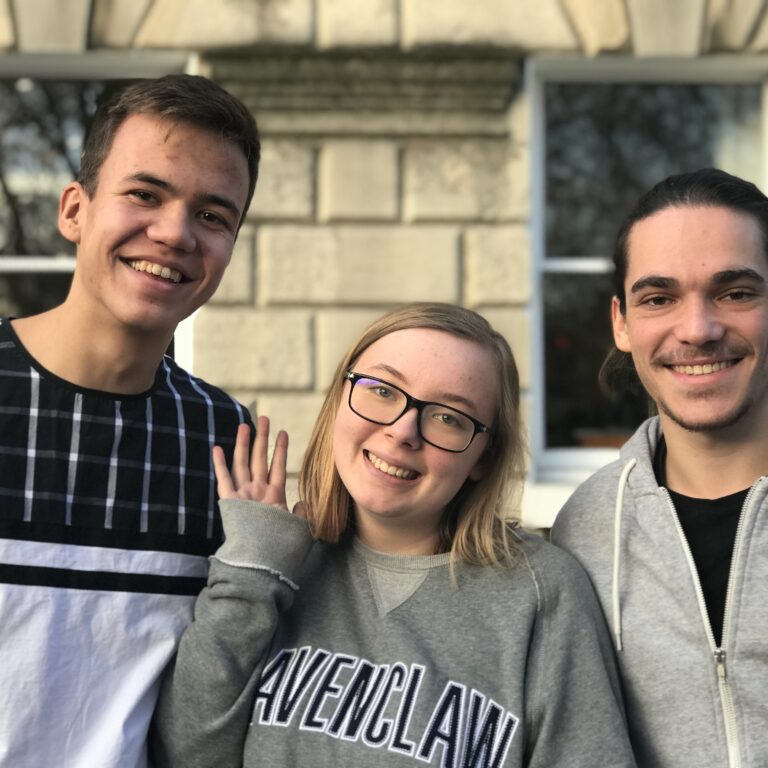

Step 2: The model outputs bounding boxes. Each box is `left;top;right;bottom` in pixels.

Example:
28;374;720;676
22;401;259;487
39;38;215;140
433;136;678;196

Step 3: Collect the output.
0;51;194;362
526;54;768;486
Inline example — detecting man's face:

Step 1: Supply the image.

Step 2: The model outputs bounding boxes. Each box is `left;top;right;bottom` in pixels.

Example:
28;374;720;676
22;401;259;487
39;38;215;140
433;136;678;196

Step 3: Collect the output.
612;205;768;435
59;113;250;336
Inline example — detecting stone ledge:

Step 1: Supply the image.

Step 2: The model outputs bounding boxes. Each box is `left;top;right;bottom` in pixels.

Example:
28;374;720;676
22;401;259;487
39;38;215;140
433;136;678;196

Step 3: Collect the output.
204;52;521;113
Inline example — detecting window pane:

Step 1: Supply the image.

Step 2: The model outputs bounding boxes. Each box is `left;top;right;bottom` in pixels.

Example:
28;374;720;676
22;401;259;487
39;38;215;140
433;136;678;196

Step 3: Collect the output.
545;83;762;257
544;272;648;448
0;78;128;256
0;273;72;317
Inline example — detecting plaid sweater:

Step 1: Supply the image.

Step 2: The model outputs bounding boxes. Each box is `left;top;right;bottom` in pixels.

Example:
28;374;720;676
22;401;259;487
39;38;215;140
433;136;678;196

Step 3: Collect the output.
0;317;252;768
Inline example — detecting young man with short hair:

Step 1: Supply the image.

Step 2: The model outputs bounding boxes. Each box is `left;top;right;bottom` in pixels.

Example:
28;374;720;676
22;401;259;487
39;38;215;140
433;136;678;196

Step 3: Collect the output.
553;168;768;768
0;75;260;767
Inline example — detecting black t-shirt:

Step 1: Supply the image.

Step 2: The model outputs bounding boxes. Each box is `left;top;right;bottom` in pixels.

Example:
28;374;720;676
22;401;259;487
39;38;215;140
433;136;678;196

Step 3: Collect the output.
653;437;745;648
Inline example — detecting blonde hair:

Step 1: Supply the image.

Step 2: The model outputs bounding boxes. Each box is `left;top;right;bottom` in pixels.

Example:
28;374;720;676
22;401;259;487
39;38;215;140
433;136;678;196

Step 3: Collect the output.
299;303;526;568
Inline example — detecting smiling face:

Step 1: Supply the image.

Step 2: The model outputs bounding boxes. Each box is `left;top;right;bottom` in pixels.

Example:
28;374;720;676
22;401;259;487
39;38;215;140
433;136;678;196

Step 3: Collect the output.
331;327;498;554
612;205;768;435
59;113;250;338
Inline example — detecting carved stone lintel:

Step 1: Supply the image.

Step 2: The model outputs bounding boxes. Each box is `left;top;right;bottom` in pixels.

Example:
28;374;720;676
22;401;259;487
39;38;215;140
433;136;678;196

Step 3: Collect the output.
203;52;522;115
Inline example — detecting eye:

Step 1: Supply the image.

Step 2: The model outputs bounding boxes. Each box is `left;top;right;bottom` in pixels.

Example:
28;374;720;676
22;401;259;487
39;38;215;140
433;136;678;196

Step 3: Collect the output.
129;189;156;204
431;411;462;429
198;210;234;232
639;294;673;308
373;385;396;399
721;289;756;302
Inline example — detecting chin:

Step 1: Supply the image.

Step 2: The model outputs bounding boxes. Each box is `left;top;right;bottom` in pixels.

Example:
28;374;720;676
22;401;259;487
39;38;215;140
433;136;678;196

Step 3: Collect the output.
662;401;752;433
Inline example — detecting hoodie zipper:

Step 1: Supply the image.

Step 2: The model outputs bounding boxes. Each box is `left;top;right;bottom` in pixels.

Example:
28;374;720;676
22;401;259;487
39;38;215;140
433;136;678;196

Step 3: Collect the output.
660;481;762;768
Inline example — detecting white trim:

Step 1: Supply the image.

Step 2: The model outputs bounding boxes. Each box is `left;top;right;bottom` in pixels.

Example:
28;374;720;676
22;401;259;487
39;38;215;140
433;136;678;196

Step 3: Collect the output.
0;52;189;79
0;257;75;272
173;311;196;372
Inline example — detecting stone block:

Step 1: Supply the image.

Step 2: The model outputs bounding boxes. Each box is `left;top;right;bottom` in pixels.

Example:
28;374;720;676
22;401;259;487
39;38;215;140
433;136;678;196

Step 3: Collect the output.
404;140;528;222
135;0;313;48
563;0;629;56
707;0;765;50
626;0;706;56
750;4;768;49
318;140;399;221
259;226;460;304
257;393;327;473
464;225;530;305
210;228;255;305
193;307;313;389
90;0;153;47
247;140;314;221
315;308;385;388
401;0;577;50
317;0;397;47
0;0;13;48
13;0;90;51
478;307;530;388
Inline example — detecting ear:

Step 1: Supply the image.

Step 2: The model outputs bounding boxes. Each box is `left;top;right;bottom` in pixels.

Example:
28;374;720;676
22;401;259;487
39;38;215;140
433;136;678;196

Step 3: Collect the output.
58;182;86;245
611;296;632;353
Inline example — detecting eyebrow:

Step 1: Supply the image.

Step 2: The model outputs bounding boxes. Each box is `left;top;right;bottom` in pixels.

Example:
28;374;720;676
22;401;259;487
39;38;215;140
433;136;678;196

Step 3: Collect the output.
368;363;480;412
123;172;242;219
630;267;766;295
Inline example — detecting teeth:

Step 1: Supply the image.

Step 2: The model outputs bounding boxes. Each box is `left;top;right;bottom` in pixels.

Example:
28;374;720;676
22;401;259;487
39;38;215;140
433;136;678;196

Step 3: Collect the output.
672;361;732;376
127;259;182;284
366;451;417;480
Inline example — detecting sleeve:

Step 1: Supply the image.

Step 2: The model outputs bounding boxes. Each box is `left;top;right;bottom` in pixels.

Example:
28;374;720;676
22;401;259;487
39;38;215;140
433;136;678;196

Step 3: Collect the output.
523;551;636;768
149;499;314;768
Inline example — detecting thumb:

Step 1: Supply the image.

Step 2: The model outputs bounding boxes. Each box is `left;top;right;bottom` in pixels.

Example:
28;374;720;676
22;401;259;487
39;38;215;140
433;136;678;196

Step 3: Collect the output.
292;500;309;520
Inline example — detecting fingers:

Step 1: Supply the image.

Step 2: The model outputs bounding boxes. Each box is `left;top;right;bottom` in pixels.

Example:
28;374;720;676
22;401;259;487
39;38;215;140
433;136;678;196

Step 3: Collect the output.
268;430;289;490
212;445;235;498
231;422;254;489
250;415;270;484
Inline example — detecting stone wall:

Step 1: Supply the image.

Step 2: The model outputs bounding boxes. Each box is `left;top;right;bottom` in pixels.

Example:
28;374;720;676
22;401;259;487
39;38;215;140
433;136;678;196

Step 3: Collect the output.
2;0;766;522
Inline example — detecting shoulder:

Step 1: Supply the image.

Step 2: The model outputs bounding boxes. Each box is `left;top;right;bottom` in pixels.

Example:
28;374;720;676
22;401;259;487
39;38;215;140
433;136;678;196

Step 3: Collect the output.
513;531;602;610
156;356;252;424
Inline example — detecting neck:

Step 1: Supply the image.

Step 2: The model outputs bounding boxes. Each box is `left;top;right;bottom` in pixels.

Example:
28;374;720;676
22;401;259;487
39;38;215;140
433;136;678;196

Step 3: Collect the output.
660;415;768;498
355;512;441;556
12;304;173;394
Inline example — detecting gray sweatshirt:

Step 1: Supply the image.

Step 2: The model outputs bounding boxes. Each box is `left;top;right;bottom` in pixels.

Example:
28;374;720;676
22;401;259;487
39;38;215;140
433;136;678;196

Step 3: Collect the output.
552;417;768;768
151;499;635;767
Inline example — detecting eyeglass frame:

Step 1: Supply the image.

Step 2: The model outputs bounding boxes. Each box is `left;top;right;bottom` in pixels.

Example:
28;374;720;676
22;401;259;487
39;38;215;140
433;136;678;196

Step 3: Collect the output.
343;370;491;453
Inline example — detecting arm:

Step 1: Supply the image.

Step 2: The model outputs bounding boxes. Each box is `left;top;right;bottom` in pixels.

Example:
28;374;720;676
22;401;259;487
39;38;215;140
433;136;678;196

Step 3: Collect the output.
150;418;312;768
523;549;636;768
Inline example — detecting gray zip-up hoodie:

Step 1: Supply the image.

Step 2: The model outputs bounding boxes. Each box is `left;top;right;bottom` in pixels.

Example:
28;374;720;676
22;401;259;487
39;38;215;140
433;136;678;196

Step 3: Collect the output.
151;499;635;767
551;416;768;768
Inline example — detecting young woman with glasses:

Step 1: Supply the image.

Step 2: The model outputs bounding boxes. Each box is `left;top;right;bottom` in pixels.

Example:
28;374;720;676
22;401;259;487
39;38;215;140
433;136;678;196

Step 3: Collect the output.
152;303;635;767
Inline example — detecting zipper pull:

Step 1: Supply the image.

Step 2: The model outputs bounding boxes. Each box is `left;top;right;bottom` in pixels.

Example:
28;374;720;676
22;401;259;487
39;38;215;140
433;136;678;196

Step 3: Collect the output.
715;649;727;680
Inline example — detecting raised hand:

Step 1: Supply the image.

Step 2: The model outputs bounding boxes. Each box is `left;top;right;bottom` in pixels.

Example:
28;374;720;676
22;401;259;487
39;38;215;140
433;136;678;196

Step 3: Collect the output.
213;416;289;509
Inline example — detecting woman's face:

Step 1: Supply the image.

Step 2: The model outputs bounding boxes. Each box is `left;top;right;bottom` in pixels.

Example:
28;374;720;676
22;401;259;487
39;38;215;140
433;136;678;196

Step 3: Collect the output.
332;328;498;554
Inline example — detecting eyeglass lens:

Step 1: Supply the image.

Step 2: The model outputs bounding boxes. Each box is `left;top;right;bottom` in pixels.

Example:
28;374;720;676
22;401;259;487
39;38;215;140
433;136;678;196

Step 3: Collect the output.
350;376;475;451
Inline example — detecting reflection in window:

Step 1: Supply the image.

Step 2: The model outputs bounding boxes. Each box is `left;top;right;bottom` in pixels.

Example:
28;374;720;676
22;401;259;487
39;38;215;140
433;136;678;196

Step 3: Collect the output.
546;83;762;257
543;82;762;448
544;272;648;448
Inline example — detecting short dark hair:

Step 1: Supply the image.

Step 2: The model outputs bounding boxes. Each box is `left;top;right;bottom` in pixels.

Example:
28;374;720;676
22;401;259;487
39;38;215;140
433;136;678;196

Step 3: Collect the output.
78;74;260;224
602;168;768;397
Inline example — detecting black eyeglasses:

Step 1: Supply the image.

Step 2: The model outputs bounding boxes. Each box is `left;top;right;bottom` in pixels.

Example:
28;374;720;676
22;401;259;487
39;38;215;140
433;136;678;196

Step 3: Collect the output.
344;371;490;453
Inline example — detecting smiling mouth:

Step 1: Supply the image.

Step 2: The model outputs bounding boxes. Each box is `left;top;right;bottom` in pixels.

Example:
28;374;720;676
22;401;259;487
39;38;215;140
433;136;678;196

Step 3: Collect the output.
669;360;735;376
125;259;183;284
365;450;419;480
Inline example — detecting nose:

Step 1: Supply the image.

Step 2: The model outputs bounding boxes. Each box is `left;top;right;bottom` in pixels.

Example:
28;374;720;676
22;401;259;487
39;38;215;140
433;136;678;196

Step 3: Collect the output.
384;406;422;449
146;203;196;252
673;297;725;346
